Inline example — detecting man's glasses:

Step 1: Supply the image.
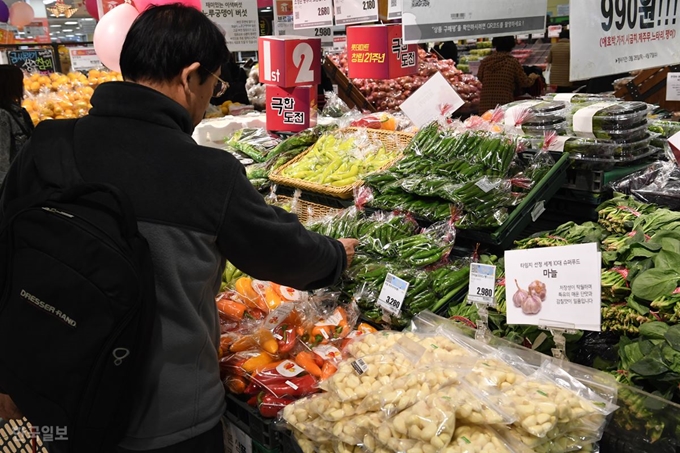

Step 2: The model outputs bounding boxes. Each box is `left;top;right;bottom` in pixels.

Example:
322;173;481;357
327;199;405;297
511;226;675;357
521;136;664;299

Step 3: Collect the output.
205;69;229;98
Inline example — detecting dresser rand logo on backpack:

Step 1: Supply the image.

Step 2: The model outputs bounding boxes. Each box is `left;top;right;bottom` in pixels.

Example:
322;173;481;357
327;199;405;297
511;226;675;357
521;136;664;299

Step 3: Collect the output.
20;289;77;328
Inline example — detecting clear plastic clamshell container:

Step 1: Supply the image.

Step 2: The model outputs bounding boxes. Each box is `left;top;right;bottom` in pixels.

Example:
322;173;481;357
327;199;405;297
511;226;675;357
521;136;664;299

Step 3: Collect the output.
504;100;568;117
521;119;568;136
648;119;680;138
584;119;650;142
543;93;616;104
569;101;651;132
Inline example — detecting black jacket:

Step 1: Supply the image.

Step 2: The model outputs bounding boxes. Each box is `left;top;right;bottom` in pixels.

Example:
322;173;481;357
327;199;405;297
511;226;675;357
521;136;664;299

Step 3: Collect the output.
0;81;346;449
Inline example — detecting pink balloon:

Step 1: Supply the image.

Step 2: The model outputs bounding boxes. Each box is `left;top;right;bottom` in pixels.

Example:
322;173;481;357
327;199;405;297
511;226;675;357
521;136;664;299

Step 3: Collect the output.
93;3;139;73
8;1;34;28
85;0;99;20
133;0;202;14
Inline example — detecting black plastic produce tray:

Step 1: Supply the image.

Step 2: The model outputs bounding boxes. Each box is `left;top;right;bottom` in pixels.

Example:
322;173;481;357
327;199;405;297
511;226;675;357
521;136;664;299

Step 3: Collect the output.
225;393;281;451
457;152;571;249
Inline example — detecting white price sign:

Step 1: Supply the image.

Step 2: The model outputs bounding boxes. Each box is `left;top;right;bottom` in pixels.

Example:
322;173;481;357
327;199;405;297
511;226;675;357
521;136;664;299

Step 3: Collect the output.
293;0;333;29
68;47;101;71
275;0;333;46
230;424;252;453
202;0;259;51
380;0;402;20
377;273;410;315
570;0;680;81
468;263;497;305
334;0;379;25
504;243;601;331
401;0;548;44
399;71;464;128
667;73;680;101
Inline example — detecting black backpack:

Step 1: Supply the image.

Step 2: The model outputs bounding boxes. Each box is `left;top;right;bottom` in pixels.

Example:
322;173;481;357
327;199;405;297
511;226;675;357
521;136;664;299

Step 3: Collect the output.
0;119;157;452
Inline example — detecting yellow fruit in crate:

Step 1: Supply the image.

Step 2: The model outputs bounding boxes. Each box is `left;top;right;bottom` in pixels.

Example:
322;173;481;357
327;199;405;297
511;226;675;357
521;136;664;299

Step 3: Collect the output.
38;75;50;86
30;114;39;125
50;73;60;81
29;81;41;93
40;108;54;118
89;69;101;78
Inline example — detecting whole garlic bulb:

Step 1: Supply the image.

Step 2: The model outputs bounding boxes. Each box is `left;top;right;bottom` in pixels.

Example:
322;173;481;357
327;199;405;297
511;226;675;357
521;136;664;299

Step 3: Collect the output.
513;279;528;308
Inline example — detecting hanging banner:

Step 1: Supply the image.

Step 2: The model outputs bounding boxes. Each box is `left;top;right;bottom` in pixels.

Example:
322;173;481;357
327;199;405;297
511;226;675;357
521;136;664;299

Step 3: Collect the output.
334;0;379;25
96;0;126;19
401;0;547;44
274;0;333;46
202;0;259;51
570;0;680;81
292;0;334;29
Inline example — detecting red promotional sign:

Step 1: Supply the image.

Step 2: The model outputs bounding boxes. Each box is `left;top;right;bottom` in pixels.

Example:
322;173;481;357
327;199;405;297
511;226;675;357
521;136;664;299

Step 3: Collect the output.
266;85;317;132
258;36;321;88
346;24;418;80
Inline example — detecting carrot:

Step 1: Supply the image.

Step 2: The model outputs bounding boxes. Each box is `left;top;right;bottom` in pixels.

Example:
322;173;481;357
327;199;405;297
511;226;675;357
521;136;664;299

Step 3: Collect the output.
295;351;322;378
320;362;337;380
216;298;247;321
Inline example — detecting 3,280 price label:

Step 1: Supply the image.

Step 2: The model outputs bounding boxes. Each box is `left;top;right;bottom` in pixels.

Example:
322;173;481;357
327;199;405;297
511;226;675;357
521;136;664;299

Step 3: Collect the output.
467;263;496;305
377;273;410;315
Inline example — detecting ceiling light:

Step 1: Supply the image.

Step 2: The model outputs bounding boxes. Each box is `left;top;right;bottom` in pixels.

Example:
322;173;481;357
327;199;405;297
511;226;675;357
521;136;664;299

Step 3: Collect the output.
64;21;78;25
63;29;73;32
50;24;61;27
65;34;74;37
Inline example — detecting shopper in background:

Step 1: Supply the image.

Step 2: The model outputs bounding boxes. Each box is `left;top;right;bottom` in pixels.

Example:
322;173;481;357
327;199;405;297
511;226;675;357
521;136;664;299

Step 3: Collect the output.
547;27;572;93
0;65;34;184
210;56;250;106
0;4;357;452
477;36;539;112
434;40;459;65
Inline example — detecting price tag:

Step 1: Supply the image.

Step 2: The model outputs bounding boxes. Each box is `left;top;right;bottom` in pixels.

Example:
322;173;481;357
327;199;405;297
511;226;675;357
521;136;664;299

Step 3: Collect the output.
386;0;402;20
571;0;680;81
68;47;102;71
231;424;253;453
377;273;410;315
334;0;379;25
274;2;334;47
668;131;680;165
475;178;497;193
547;25;562;38
351;358;369;375
293;0;333;29
399;72;464;128
468;263;496;305
667;73;680;101
531;200;546;222
504;243;601;331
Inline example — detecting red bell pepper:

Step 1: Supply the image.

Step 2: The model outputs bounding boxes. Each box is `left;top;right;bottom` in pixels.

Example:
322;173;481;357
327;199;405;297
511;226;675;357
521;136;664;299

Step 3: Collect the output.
273;323;297;353
258;393;295;418
259;373;318;398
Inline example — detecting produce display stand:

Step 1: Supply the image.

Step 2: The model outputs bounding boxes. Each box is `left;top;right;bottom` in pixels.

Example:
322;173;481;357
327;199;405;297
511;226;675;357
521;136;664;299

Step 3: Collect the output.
269;128;413;200
321;57;376;112
225;394;281;452
456;152;571;249
614;65;680;111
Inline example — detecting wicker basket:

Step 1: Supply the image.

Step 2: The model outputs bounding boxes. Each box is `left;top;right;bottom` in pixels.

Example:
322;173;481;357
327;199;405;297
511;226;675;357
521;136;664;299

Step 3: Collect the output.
269;128;414;200
274;196;343;224
0;418;48;453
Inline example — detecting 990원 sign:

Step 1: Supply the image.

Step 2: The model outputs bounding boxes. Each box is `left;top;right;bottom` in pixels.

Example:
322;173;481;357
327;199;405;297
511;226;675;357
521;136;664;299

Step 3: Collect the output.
600;0;678;31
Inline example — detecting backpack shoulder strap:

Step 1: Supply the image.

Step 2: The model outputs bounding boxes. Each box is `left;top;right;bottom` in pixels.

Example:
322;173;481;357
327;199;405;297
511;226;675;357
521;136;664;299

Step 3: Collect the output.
32;119;83;188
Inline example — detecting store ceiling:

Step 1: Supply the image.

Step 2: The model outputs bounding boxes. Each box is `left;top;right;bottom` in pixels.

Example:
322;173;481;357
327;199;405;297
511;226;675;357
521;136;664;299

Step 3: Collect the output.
3;0;96;42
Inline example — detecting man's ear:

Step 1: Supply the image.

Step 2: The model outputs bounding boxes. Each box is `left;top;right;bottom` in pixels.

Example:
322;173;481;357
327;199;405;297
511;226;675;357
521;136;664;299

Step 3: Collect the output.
180;62;202;90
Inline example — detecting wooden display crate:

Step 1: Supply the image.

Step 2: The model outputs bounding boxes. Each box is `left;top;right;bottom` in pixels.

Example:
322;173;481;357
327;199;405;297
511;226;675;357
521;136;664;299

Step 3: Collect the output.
322;56;376;112
614;65;680;110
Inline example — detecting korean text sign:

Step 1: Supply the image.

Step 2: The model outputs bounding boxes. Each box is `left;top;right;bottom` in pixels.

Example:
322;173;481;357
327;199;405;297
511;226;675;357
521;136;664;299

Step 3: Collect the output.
346;24;418;79
266;85;318;132
504;243;602;331
401;0;547;44
8;49;56;74
202;0;259;51
570;0;680;81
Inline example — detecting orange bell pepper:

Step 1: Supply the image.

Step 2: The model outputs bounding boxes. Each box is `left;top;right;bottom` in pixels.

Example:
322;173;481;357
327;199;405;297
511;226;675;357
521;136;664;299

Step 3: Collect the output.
263;286;283;310
235;277;268;312
320;361;338;380
242;352;274;374
256;329;279;355
230;335;258;353
225;375;247;394
216;298;247;321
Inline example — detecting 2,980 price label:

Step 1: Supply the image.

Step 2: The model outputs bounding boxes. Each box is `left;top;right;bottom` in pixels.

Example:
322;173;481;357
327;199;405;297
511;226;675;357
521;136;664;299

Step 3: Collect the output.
600;0;677;31
467;263;496;305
